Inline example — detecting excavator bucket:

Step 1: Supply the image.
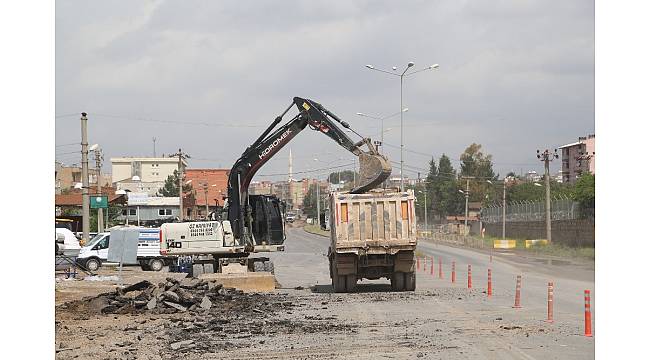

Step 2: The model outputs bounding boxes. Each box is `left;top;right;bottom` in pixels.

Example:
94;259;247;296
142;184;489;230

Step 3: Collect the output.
350;153;392;193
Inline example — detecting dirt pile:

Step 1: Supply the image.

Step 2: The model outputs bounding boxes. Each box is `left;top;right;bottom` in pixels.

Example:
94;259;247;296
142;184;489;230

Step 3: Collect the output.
59;277;285;315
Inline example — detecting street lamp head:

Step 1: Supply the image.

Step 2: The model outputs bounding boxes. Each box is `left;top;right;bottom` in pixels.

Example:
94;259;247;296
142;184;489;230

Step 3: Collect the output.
407;62;415;67
115;189;127;195
458;189;464;194
430;64;439;69
534;183;542;187
89;144;99;151
365;64;374;69
74;182;83;189
185;179;193;184
486;180;493;185
392;66;397;71
402;108;409;112
131;175;141;181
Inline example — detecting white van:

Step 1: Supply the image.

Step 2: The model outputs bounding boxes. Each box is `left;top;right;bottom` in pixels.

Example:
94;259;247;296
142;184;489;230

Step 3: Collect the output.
76;227;174;272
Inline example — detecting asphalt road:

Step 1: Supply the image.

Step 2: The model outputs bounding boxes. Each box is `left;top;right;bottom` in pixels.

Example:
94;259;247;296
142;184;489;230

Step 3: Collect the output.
260;227;595;359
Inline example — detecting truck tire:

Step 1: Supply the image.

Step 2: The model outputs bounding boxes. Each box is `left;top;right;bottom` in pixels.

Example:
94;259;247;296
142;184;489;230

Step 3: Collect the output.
254;261;265;272
391;272;405;292
85;258;101;272
345;275;356;292
404;272;416;291
149;259;164;272
263;261;275;274
331;264;346;293
192;264;204;278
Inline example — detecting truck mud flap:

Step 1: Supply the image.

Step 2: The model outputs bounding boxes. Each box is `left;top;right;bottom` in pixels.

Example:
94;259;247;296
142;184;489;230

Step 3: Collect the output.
334;254;357;276
394;251;415;273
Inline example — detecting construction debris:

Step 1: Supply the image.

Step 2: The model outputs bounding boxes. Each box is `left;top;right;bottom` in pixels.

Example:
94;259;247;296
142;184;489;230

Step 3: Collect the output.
59;277;275;315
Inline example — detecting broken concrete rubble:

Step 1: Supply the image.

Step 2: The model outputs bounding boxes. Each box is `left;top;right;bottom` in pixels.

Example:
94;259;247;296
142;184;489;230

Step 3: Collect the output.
60;277;281;315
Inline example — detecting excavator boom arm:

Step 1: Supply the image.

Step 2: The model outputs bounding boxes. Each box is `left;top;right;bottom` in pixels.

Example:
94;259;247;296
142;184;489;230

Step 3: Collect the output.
226;97;392;245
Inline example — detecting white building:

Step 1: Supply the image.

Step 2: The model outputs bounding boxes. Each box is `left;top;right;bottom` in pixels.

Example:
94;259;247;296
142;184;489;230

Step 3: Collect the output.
111;157;188;184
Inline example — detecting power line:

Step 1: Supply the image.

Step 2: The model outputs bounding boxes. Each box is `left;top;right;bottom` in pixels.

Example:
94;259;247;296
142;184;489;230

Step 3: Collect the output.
89;113;264;128
256;163;354;177
55;142;78;148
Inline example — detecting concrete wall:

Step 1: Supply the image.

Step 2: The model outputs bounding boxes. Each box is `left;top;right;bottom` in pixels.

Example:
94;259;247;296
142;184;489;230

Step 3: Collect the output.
484;219;594;247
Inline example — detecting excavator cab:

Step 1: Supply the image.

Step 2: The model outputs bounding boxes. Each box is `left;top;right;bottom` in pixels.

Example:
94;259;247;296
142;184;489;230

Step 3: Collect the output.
249;195;285;246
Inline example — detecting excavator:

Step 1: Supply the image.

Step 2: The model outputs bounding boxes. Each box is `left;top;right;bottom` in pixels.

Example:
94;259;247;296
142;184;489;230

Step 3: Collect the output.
160;97;391;277
226;97;391;250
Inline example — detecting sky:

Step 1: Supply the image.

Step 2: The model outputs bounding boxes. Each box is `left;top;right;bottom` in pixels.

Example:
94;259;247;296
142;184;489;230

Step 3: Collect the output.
55;0;594;182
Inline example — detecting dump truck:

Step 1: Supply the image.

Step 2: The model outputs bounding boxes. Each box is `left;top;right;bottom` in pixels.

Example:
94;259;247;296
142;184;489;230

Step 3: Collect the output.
328;189;417;292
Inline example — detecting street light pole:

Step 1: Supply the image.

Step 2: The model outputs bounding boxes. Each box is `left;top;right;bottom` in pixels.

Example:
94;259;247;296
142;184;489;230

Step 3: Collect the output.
80;113;90;244
365;62;439;192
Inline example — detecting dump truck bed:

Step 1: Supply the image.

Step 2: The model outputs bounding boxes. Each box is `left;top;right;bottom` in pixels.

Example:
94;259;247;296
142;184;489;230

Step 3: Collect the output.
330;189;417;253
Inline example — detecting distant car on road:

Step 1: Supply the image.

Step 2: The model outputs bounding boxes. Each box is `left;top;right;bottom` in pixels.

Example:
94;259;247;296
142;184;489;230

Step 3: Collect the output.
286;212;296;223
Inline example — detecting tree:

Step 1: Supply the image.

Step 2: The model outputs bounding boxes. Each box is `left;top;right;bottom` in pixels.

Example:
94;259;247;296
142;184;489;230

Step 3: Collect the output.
460;143;496;179
572;173;595;210
460;143;497;202
302;183;326;218
429;154;465;217
328;170;359;191
157;170;192;197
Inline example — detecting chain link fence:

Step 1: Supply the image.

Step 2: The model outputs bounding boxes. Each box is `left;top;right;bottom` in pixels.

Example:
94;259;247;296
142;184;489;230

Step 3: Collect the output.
481;198;592;223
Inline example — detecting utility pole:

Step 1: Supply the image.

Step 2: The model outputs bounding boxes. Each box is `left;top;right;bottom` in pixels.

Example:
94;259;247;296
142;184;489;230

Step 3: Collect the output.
537;149;559;243
95;148;104;233
316;178;321;228
203;183;209;218
80;113;90;244
152;137;157;157
460;177;474;236
170;148;190;221
502;179;506;240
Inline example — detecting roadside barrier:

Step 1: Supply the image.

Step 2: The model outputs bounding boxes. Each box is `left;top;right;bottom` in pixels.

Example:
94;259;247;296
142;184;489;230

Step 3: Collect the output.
584;290;593;337
451;261;456;283
547;282;554;323
487;269;492;297
513;275;522;308
468;264;472;288
438;258;443;279
430;256;434;276
417;257;420;271
423;256;427;272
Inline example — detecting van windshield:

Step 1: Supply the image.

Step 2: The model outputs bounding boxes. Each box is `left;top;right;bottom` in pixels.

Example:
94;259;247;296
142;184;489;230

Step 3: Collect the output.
86;233;106;248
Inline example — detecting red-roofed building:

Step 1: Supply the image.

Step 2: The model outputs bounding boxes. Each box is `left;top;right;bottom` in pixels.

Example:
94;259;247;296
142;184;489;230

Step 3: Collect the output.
184;169;230;219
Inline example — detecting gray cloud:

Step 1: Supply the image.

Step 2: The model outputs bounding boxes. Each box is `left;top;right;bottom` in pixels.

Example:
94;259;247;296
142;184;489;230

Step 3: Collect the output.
56;0;594;180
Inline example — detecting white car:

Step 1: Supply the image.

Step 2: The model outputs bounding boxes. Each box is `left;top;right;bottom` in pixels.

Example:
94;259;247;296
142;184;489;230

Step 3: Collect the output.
76;227;175;272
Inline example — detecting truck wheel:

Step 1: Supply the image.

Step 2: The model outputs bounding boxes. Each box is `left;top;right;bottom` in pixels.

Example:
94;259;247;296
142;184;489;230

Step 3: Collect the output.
149;259;164;272
391;272;405;292
404;272;416;291
254;261;265;272
263;261;275;274
85;258;100;272
192;264;204;278
331;264;346;293
345;275;356;292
